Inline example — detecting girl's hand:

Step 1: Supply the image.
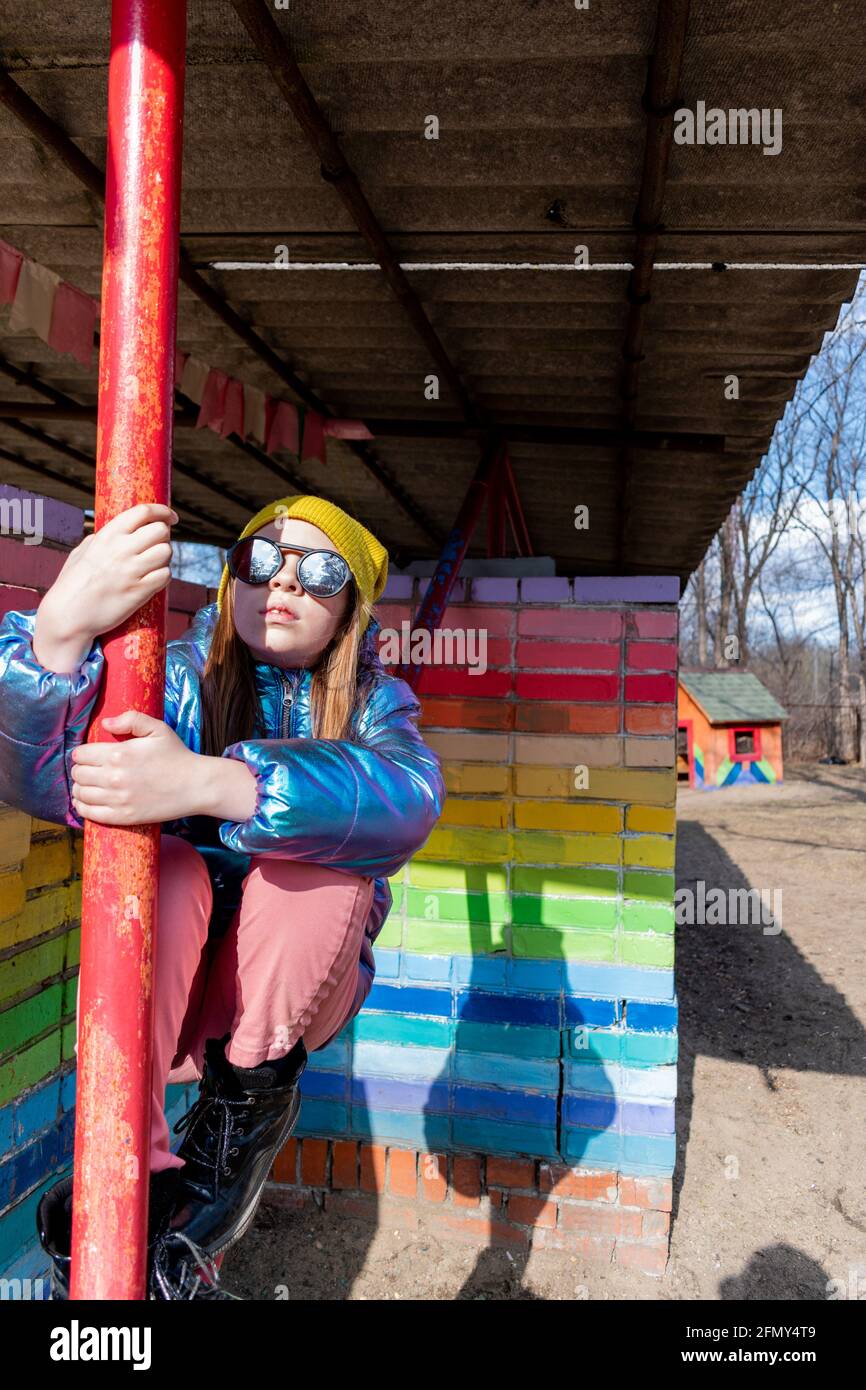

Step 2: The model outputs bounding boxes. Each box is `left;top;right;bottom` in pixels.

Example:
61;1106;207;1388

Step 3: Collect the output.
70;710;202;826
34;503;179;674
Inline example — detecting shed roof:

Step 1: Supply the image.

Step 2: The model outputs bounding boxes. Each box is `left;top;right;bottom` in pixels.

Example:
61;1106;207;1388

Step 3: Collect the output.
679;670;789;724
1;1;864;578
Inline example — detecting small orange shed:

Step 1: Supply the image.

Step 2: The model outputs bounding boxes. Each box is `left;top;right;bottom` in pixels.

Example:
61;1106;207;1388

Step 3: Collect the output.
677;669;788;789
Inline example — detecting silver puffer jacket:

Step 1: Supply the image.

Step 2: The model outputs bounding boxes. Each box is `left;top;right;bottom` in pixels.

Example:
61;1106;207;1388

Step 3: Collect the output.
0;602;445;1021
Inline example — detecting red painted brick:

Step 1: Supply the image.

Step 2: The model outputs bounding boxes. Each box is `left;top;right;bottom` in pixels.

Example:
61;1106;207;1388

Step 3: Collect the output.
167;577;208;612
539;1165;618;1201
331;1140;358;1190
619;1176;673;1210
420;697;515;730
415;668;513;699
359;1143;387;1193
558;1203;642;1238
440;604;514;636
429;1208;530;1248
624;674;676;704
420;1152;448;1203
486;1157;536;1189
625;705;675;735
614;1240;669;1275
271;1137;298;1184
534;1228;616;1262
626;641;678;671
506;1195;557;1228
642;1209;671;1238
628;610;677;639
452;1155;482;1206
299;1138;328;1187
516;640;620;671
0;584;41;620
0;537;65;591
518;609;622;640
516;673;620;702
389;1148;418;1199
166;610;192;641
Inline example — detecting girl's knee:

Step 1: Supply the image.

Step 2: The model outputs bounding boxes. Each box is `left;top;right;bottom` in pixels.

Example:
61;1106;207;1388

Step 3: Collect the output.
157;834;212;932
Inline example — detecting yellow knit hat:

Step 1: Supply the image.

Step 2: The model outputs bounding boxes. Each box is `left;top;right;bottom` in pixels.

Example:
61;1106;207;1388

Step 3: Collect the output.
217;495;388;635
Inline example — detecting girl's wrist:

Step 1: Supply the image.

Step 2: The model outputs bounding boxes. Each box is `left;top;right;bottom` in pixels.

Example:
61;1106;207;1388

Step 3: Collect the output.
195;754;258;822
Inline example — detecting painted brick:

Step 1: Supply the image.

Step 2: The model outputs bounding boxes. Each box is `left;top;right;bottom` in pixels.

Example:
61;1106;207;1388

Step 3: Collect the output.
624;674;677;703
626;805;676;834
420;697;514;730
515;703;620;735
506;1194;557;1228
0;809;31;870
624;737;676;768
300;1138;328;1186
452;1155;482;1205
420;1151;448;1202
359;1144;387;1193
389;1148;418;1198
518;608;622;639
626;641;678;671
0;586;41;622
516;641;620;670
628;610;678;639
516;673;620;702
625;705;675;735
487;1157;537;1189
514;735;622;767
514;801;621;834
271;1138;298;1183
539;1164;618;1200
423;731;509;763
442;764;511;795
331;1139;358;1189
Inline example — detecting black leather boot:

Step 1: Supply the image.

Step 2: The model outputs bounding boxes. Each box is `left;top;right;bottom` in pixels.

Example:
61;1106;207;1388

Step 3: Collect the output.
35;1169;241;1300
171;1031;307;1258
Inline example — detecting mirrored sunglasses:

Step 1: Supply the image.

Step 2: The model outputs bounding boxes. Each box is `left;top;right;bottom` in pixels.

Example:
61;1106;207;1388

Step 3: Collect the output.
226;537;352;598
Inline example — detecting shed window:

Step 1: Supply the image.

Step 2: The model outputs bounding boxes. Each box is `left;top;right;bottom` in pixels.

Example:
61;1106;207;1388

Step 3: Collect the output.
734;729;755;756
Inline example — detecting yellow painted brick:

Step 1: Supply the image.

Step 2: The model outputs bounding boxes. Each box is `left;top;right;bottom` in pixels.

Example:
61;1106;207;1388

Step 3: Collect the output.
66;880;82;918
416;826;512;864
72;834;84;876
19;886;69;938
514;801;622;834
0;868;25;924
513;831;621;867
0;806;31;869
30;818;67;837
623;835;676;869
442;763;511;795
626;805;676;834
440;798;510;829
515;766;676;806
23;838;73;891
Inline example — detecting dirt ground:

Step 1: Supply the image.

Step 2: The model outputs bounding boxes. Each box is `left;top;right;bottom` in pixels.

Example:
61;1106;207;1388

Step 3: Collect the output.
223;766;866;1300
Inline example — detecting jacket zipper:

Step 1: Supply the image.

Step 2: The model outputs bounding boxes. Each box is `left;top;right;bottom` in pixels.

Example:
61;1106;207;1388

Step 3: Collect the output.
280;671;295;738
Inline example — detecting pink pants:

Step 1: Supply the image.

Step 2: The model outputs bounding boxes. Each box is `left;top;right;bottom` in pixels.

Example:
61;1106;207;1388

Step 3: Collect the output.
149;834;374;1174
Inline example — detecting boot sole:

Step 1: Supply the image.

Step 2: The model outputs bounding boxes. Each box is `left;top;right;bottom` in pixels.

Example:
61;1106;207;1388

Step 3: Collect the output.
195;1087;302;1260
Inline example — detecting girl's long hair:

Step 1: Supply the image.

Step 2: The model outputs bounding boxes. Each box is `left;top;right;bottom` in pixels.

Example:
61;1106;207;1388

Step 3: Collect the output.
199;575;377;757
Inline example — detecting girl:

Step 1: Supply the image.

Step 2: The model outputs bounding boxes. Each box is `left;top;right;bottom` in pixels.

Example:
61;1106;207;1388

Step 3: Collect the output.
0;494;445;1298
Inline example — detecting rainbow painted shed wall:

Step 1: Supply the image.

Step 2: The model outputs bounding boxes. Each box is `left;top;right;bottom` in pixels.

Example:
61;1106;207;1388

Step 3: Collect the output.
295;574;680;1191
677;670;787;791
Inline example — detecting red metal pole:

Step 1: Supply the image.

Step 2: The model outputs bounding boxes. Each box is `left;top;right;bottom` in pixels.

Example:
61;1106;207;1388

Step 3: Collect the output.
70;0;186;1300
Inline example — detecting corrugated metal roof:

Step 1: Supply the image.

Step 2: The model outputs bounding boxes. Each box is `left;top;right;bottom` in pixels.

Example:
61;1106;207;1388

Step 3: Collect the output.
1;0;864;577
680;670;789;723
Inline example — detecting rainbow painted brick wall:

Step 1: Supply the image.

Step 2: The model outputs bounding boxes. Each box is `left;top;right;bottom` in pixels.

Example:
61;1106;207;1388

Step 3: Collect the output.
292;575;680;1212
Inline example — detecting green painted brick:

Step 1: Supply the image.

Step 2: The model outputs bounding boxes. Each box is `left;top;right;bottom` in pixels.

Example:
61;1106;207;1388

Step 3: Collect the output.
388;883;404;911
623;870;675;903
405;886;511;925
455;1020;560;1059
0;982;63;1055
66;927;80;969
622;901;675;933
0;1029;62;1106
620;933;675;967
406;920;507;955
62;974;79;1014
511;895;618;929
62;1017;77;1062
0;936;66;1005
567;1029;623;1062
374;915;403;948
349;1013;453;1048
511;865;618;898
510;926;617;962
407;862;508;894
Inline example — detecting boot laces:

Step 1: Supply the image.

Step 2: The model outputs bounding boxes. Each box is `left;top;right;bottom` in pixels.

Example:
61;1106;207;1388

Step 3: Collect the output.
174;1089;253;1176
151;1229;241;1301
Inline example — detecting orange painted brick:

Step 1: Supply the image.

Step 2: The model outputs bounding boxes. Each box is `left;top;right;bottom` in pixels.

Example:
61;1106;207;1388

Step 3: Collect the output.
489;1188;505;1210
614;1240;669;1275
486;1157;536;1189
271;1137;298;1184
506;1195;557;1229
452;1155;482;1206
332;1139;358;1190
515;703;620;735
429;1207;530;1249
389;1148;418;1199
359;1143;387;1193
642;1209;671;1239
619;1175;673;1210
558;1203;642;1238
625;705;675;735
539;1164;618;1201
420;1151;448;1202
299;1138;328;1187
420;696;514;730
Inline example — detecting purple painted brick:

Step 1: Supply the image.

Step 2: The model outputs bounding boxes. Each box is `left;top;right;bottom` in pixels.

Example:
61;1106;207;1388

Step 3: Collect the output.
470;577;518;603
419;577;467;603
0;484;84;547
382;574;414;601
571;576;680;604
521;577;572;602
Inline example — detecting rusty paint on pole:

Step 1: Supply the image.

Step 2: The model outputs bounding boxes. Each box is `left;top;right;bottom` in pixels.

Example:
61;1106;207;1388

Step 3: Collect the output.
70;0;187;1300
